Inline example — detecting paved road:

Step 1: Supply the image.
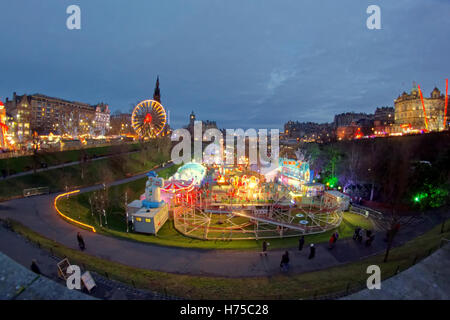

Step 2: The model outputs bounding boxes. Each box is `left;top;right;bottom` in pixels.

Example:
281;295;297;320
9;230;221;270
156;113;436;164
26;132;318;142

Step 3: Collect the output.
0;165;445;277
0;224;177;300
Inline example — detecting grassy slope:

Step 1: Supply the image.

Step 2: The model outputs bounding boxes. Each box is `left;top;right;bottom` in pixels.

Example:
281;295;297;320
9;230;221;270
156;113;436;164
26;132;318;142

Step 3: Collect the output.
0;143;142;174
5;217;449;299
0;144;170;201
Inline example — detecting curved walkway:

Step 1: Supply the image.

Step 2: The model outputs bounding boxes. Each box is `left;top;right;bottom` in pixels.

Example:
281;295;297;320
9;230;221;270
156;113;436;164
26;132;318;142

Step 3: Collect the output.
0;167;445;278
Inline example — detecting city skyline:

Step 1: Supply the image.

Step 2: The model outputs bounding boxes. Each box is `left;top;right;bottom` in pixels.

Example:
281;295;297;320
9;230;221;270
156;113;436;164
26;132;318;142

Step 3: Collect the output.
1;0;449;130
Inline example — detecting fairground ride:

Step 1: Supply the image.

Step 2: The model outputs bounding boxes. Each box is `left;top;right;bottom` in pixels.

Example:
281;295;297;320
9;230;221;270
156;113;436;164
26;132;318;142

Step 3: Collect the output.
172;164;344;240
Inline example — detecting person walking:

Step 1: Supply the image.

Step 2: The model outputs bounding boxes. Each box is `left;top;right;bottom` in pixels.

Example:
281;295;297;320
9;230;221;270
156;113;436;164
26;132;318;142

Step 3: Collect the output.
30;259;41;275
280;251;290;272
334;231;339;242
260;241;269;256
308;243;316;259
357;228;364;243
298;236;305;251
353;227;361;240
366;234;375;247
328;234;335;249
77;232;85;251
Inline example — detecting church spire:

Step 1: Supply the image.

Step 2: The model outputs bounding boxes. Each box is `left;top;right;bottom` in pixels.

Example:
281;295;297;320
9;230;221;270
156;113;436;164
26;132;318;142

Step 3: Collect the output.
153;76;161;102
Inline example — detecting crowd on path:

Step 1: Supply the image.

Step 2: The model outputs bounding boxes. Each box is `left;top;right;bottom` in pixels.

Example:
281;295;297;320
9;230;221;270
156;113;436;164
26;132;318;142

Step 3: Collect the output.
353;227;375;247
257;224;378;274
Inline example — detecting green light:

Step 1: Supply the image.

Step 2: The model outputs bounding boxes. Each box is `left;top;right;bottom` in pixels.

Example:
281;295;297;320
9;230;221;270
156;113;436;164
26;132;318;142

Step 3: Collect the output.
413;192;428;203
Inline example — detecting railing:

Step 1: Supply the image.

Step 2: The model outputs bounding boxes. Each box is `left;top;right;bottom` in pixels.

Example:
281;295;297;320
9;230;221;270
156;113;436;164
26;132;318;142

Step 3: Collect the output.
350;203;384;220
23;187;50;197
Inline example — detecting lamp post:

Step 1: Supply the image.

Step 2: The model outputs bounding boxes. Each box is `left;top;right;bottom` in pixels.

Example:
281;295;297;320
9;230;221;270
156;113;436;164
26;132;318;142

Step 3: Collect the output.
125;192;129;233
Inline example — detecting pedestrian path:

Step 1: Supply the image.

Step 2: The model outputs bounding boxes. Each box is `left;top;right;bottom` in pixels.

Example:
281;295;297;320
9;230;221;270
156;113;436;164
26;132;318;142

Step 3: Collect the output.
0;164;445;278
0;225;180;300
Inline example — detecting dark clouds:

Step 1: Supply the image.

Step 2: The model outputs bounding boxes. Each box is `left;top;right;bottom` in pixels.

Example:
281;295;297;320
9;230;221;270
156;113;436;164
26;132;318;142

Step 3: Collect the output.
0;0;449;129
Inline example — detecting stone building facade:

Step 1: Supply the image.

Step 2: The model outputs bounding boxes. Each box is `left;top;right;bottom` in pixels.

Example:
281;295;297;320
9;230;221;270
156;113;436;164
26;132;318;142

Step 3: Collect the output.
333;112;374;128
5;92;110;139
110;112;133;135
394;85;448;133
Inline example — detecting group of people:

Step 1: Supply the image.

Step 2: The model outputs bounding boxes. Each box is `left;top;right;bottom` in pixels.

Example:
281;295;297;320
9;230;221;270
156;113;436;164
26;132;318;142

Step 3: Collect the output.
260;237;316;273
353;227;375;246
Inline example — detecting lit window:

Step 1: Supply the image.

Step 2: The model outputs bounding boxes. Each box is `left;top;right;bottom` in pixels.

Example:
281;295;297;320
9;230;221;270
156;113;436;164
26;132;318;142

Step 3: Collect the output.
145;218;151;223
136;217;142;222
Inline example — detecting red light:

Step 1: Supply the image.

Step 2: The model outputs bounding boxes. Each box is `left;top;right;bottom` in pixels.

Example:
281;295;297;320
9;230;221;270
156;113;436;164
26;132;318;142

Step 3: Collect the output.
444;79;448;130
418;85;429;131
144;113;152;124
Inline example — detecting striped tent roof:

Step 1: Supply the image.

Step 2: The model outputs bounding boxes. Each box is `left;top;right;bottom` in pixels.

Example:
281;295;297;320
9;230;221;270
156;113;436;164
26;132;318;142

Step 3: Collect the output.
161;179;194;193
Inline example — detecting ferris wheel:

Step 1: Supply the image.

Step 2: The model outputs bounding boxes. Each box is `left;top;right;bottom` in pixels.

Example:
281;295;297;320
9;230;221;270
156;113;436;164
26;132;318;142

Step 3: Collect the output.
131;99;167;138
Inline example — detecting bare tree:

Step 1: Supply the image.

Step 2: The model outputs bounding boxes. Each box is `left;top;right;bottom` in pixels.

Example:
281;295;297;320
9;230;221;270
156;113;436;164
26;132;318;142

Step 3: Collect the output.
378;141;419;262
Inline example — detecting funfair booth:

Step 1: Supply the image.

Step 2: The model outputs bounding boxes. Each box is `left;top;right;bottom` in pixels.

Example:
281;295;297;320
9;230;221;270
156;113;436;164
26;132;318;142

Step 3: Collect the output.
277;158;312;190
127;171;169;235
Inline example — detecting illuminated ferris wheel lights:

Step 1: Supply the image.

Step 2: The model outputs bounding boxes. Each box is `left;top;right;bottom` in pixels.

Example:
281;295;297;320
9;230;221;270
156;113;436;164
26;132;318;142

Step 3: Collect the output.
131;99;167;138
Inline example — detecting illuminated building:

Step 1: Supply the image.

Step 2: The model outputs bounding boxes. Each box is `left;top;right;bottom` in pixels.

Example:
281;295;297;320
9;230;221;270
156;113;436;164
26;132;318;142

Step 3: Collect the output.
110;112;133;135
5;92;110;138
0;100;9;149
373;106;395;136
283;121;335;143
394;84;449;133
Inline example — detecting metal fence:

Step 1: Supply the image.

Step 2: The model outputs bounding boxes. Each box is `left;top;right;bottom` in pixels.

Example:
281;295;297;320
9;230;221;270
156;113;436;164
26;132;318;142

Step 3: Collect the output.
350;203;384;220
23;187;50;197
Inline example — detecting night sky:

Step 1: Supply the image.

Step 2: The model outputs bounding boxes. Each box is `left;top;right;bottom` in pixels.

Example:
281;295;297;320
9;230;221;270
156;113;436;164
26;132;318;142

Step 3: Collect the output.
0;0;449;129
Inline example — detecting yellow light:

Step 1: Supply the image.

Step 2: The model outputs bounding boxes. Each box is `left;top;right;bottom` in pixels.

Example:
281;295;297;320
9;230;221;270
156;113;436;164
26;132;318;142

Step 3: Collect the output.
54;190;96;232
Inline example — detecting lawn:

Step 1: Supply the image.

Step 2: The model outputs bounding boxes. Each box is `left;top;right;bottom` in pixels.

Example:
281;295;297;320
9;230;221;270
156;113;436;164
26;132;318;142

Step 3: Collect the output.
0;141;171;201
4;217;449;299
0;142;144;174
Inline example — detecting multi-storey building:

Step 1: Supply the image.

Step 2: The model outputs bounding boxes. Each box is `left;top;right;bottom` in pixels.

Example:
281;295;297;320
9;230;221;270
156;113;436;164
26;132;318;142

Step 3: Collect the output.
283;121;335;143
394;85;448;133
4;93;32;142
374;106;395;125
373;106;395;136
94;103;111;136
333;112;374;128
5;92;110;139
110;112;133;135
